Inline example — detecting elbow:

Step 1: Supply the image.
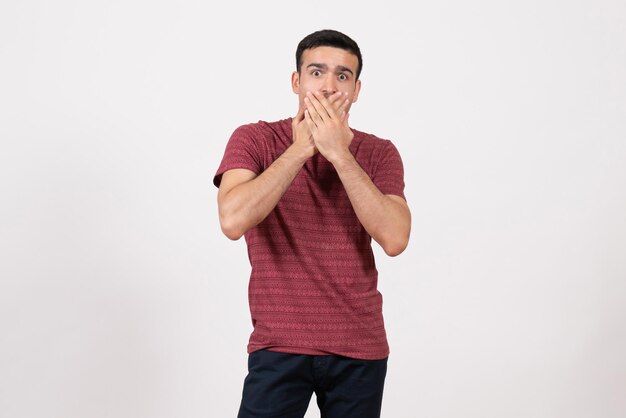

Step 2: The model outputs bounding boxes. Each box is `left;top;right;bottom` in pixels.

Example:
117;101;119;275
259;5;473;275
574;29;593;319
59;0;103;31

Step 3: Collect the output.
222;226;243;241
380;232;410;257
219;214;245;241
383;239;408;257
378;200;411;257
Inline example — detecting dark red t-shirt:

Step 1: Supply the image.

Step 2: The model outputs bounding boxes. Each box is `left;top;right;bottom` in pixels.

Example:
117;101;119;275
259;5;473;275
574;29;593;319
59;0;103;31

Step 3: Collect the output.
214;118;406;360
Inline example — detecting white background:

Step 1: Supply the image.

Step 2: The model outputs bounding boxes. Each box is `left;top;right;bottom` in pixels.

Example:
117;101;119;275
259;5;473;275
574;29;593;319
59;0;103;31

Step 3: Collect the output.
1;1;625;417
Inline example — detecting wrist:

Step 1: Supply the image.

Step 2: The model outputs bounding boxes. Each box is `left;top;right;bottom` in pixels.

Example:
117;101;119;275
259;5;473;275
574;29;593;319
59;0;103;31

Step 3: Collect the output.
286;141;315;164
328;149;355;169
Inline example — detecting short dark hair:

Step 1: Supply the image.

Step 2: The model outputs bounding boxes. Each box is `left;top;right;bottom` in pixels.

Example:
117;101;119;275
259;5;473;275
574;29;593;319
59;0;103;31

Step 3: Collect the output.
296;29;363;80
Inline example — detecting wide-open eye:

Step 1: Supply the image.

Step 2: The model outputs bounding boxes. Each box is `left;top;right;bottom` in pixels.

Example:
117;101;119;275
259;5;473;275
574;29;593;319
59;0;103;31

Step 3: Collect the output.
338;73;348;81
312;70;322;77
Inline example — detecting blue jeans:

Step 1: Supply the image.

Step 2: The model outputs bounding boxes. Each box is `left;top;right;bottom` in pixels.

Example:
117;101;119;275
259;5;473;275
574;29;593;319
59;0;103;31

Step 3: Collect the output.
237;349;388;418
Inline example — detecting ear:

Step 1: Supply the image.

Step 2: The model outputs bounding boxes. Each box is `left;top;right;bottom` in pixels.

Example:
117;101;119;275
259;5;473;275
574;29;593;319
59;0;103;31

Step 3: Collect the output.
291;71;300;94
352;79;362;103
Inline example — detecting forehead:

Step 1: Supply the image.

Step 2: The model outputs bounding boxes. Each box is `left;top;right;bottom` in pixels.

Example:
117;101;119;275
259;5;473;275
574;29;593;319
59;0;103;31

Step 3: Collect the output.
301;46;358;71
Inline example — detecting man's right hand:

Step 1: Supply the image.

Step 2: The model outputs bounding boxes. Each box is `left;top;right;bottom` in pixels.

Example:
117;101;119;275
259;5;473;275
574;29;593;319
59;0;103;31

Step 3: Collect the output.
292;105;317;159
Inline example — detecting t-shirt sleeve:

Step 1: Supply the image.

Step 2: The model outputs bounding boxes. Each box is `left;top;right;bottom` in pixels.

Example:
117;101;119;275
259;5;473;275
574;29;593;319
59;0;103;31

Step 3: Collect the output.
213;124;263;188
372;140;406;200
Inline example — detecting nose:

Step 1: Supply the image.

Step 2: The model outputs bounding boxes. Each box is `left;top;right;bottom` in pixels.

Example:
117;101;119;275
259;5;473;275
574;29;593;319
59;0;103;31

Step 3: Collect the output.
321;74;337;97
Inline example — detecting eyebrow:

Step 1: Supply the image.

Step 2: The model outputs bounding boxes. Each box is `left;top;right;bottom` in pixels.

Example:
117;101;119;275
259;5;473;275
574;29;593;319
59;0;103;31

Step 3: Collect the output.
306;63;354;76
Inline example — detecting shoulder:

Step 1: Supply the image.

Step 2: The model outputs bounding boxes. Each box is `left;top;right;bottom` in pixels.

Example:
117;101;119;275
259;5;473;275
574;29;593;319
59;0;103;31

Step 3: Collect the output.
351;127;400;155
232;118;292;139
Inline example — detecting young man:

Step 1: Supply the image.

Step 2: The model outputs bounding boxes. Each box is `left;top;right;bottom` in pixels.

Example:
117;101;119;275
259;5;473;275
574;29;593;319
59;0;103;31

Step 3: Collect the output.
214;29;411;418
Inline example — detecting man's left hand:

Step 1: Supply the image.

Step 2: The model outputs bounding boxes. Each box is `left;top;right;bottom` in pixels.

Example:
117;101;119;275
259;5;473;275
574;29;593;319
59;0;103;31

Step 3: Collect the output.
303;91;354;164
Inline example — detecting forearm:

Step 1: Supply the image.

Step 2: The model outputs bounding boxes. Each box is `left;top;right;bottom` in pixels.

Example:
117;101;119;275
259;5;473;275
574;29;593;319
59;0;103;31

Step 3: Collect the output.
332;154;411;256
218;144;310;240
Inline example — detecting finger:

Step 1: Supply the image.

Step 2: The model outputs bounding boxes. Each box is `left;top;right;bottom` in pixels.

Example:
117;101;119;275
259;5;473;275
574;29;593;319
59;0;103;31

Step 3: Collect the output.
304;109;318;130
327;91;345;108
313;91;345;123
339;97;350;115
313;91;338;121
304;95;326;125
306;91;332;122
330;92;349;115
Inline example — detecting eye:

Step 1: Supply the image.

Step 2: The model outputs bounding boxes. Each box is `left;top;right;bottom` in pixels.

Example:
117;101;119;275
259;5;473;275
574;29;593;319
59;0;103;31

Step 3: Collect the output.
338;73;348;81
312;70;322;77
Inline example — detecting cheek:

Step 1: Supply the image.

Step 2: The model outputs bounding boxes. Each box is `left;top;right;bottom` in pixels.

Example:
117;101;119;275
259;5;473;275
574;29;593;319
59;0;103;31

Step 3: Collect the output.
300;78;320;92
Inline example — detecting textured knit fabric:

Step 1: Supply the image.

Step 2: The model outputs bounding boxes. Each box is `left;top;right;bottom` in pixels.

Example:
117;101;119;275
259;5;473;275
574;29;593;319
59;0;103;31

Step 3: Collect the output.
214;118;406;360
